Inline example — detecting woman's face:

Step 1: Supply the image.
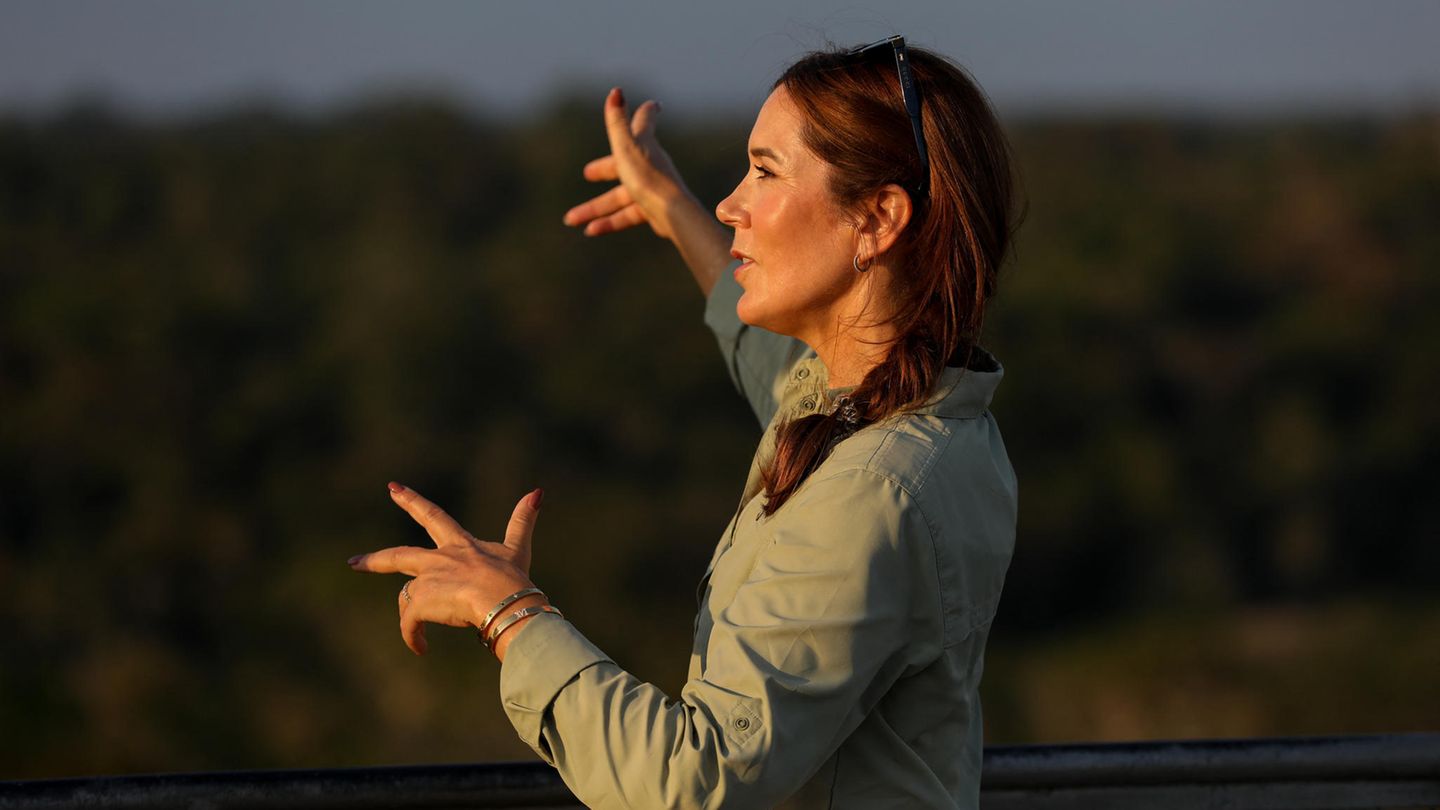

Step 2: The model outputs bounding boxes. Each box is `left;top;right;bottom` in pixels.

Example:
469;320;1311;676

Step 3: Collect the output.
716;86;863;344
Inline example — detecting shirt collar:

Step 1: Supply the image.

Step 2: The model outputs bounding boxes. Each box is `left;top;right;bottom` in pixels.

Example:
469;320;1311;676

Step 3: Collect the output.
812;347;1003;420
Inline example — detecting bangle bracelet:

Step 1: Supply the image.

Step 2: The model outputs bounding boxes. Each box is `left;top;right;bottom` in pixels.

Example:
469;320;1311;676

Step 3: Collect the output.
484;604;563;649
477;587;543;640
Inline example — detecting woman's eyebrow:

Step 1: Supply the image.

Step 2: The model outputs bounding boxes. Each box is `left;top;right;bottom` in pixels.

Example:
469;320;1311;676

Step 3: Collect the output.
749;146;785;165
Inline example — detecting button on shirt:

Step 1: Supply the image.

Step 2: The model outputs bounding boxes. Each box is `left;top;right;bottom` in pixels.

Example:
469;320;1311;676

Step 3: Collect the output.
499;267;1018;808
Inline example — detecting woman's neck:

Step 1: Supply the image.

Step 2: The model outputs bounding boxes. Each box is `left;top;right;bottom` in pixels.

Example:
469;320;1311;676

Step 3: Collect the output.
795;260;901;389
809;318;897;389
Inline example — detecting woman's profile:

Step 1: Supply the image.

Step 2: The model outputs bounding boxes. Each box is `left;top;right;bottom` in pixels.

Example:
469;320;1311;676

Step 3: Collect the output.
349;36;1020;809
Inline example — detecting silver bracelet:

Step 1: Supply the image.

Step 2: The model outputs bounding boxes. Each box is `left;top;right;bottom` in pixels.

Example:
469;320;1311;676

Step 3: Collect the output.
477;587;544;640
484;604;563;649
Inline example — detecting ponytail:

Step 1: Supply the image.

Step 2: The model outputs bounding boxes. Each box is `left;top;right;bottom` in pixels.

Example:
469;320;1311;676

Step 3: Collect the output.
760;329;949;515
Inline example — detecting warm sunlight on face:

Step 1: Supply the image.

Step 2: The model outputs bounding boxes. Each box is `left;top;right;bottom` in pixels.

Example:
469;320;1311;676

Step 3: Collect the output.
715;86;864;345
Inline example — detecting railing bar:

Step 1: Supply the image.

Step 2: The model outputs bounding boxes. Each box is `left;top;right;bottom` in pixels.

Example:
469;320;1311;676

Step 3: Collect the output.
980;733;1440;788
2;733;1437;809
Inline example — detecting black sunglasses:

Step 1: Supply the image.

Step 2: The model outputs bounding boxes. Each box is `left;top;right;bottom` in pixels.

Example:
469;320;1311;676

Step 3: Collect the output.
849;35;930;199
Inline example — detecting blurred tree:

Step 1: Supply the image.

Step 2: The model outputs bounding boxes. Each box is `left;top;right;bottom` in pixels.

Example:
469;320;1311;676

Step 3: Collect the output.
0;97;1436;775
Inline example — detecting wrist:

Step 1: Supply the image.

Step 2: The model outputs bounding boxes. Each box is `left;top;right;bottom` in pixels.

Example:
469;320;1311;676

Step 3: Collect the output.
659;185;706;238
470;585;540;634
666;195;732;296
491;594;554;662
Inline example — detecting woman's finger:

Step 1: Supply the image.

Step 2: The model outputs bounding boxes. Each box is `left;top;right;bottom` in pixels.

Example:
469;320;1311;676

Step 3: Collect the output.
400;608;428;656
564;184;633;227
630;99;661;140
388;483;470;548
348;545;433;575
397;578;428;656
582;154;617;182
602;87;637;159
503;488;544;557
397;581;414;634
584;205;648;237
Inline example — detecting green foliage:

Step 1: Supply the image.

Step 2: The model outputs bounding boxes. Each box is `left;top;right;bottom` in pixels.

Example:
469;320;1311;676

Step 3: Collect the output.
988;114;1440;629
1;97;1436;776
982;599;1440;743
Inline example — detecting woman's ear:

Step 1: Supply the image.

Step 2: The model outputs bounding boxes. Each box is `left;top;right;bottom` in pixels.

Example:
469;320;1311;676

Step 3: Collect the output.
858;183;914;258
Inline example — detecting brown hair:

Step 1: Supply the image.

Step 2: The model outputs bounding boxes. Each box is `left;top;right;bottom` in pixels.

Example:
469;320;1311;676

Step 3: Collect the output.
759;43;1021;515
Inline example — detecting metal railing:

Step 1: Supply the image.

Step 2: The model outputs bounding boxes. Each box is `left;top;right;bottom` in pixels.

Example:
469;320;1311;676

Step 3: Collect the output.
3;734;1437;809
981;733;1440;809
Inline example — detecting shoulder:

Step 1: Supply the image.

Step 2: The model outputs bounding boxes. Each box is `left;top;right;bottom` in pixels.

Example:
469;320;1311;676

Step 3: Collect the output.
768;464;926;556
782;418;956;558
823;409;1013;498
826;409;1017;542
816;410;1019;640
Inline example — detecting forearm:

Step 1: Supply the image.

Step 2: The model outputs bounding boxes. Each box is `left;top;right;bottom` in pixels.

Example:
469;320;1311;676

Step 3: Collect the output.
664;190;733;298
550;666;764;808
500;616;781;809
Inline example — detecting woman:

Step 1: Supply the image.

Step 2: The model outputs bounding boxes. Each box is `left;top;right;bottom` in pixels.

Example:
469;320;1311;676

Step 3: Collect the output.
349;37;1019;809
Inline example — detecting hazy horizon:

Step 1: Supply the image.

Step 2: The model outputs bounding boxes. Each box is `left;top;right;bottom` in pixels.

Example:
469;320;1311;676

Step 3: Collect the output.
4;0;1439;122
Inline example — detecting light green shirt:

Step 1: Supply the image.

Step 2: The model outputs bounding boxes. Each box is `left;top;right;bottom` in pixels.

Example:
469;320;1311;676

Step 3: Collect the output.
500;268;1017;808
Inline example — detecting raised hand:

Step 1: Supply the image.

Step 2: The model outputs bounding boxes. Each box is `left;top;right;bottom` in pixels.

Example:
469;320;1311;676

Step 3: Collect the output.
562;88;735;296
563;87;693;240
348;483;545;657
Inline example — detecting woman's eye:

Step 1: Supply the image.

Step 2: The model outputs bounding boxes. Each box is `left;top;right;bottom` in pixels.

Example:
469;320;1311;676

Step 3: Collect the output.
752;164;771;178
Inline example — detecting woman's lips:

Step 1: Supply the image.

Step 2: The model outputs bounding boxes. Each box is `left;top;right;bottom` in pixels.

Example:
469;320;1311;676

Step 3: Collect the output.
731;249;754;280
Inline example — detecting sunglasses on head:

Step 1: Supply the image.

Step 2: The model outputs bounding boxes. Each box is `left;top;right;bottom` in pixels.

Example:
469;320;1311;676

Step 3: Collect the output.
848;35;930;199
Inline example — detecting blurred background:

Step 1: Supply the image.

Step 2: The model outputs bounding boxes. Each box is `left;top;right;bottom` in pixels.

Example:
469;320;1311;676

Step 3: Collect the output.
2;0;1438;779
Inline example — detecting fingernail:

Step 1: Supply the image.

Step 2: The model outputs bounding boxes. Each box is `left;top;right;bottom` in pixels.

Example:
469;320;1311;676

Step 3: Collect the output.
347;555;361;566
616;88;625;106
388;482;404;494
529;488;545;509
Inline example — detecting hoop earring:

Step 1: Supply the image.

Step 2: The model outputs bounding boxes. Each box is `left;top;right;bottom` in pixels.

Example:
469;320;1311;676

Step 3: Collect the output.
853;254;873;273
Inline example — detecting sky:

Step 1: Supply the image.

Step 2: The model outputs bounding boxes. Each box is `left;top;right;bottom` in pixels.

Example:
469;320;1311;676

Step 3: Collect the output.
2;0;1439;121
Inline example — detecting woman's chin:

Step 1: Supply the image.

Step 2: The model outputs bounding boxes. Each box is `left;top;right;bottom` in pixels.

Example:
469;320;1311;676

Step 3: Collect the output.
735;294;768;329
736;291;804;337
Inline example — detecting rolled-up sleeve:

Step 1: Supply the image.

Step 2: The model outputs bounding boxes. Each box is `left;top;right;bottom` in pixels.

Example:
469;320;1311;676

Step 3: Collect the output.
703;261;810;428
499;469;935;809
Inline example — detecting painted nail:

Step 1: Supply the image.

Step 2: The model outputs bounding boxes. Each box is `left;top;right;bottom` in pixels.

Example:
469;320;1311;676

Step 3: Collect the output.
388;482;404;494
347;555;361;566
616;88;625;106
529;488;545;509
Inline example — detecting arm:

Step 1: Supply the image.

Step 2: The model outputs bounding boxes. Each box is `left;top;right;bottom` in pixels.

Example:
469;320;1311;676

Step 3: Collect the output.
562;89;808;426
664;178;734;298
499;469;938;809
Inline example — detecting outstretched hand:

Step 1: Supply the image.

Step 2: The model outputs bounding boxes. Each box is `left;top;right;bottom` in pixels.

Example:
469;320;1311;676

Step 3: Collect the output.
563;87;691;241
348;483;544;656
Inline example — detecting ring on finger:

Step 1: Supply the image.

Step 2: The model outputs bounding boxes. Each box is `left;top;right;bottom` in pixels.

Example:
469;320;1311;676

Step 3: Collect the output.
401;579;415;604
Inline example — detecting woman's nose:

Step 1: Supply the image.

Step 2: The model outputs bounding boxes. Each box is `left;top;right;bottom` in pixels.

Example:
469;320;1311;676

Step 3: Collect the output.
716;185;746;228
